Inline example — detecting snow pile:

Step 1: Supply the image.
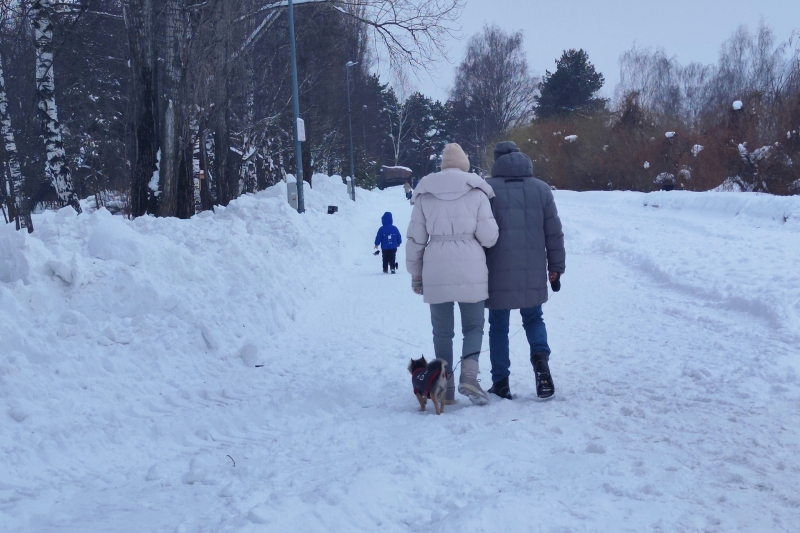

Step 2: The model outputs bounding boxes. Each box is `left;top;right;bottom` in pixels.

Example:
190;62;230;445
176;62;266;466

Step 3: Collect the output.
733;100;743;110
0;175;353;330
632;189;800;227
715;176;753;192
0;174;368;522
148;150;161;194
691;144;704;157
653;172;675;185
564;134;578;143
665;131;675;138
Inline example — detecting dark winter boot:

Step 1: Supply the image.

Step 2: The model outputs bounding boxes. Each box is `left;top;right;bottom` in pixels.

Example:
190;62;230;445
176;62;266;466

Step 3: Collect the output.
488;377;512;400
531;354;555;400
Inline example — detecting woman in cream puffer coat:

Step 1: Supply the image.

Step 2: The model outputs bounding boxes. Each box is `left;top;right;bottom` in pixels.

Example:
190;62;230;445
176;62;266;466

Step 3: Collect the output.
405;143;499;405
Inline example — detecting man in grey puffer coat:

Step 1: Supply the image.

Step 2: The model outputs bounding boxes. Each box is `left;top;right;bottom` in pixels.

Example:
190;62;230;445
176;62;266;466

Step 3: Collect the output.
485;141;565;400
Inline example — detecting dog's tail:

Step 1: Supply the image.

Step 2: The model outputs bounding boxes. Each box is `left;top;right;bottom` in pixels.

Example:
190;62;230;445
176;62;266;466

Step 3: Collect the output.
430;358;452;379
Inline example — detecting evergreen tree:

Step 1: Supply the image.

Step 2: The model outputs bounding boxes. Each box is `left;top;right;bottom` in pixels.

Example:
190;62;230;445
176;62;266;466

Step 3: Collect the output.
536;49;605;119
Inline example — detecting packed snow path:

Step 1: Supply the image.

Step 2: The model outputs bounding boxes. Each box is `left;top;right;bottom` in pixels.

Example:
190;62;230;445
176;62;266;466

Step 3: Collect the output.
1;178;799;532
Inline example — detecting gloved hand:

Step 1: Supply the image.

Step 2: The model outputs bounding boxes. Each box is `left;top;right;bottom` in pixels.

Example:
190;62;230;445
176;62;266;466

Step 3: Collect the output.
549;271;561;292
411;277;423;295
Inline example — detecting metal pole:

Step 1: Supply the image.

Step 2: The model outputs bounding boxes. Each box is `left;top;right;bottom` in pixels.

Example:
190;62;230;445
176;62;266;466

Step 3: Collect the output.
361;105;367;154
345;62;356;201
288;0;304;213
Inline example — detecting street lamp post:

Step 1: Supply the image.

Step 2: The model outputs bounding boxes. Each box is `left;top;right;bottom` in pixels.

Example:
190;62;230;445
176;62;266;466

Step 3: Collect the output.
345;61;358;202
361;105;367;154
288;0;304;213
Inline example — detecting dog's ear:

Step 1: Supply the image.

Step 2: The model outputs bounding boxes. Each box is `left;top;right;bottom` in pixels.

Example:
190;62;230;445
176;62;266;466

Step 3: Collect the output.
420;355;427;365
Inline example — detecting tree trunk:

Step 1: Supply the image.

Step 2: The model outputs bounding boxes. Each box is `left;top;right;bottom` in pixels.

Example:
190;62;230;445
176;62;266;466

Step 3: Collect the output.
175;143;194;219
32;0;80;213
0;53;33;232
255;152;267;191
199;127;214;211
191;129;201;212
124;0;158;218
157;0;189;218
212;0;233;206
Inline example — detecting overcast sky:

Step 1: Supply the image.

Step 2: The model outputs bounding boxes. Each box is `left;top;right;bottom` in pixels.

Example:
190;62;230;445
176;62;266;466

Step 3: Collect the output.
412;0;800;102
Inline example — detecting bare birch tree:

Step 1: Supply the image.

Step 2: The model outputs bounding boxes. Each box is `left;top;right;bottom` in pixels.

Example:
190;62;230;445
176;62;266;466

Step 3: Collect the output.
449;25;536;170
31;0;80;212
0;51;32;231
387;76;411;165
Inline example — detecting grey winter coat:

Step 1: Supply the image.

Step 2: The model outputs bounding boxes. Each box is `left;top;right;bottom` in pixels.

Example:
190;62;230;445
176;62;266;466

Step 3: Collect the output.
406;168;499;305
485;142;565;310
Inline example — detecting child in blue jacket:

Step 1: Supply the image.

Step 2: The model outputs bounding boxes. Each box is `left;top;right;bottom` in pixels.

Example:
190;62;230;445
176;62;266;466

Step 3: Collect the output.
374;212;402;274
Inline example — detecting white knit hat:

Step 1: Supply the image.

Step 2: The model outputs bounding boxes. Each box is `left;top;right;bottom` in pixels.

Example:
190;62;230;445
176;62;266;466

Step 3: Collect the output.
440;143;470;172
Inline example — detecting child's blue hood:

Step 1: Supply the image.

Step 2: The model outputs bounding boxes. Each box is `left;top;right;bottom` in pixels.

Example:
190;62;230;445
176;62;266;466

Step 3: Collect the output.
381;212;393;226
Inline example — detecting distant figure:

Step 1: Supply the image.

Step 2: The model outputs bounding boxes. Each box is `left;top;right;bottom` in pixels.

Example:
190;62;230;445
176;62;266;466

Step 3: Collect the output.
406;143;499;406
485;141;565;400
404;180;413;200
374;212;402;274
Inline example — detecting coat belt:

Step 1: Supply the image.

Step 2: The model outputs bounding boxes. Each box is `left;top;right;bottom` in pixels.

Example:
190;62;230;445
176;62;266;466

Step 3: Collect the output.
428;234;476;242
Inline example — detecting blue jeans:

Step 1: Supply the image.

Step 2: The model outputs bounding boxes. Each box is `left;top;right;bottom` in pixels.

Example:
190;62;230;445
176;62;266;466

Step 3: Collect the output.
488;306;550;383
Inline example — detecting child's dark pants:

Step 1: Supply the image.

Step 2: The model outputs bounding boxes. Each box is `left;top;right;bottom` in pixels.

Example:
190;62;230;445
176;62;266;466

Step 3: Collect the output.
381;248;397;272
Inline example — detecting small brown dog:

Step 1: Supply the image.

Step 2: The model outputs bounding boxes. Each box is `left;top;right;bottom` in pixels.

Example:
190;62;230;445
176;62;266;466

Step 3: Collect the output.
408;356;449;415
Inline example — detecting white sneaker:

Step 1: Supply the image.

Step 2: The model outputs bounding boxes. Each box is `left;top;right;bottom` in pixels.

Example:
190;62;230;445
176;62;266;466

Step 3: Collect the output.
458;358;489;405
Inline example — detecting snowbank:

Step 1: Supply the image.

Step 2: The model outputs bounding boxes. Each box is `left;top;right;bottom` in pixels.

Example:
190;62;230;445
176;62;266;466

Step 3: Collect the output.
556;189;800;334
559;189;800;228
0;175;364;523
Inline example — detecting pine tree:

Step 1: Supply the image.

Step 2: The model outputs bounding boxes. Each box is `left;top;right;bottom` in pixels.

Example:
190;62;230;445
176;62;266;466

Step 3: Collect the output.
536;49;606;119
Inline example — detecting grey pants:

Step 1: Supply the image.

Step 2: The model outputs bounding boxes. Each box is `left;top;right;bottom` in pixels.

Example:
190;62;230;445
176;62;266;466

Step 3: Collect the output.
429;301;486;376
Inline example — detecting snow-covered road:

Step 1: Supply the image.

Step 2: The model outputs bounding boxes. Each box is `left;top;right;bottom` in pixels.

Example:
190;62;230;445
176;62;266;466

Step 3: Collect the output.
1;179;799;532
